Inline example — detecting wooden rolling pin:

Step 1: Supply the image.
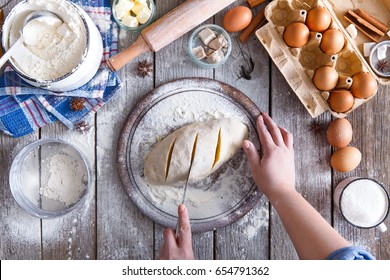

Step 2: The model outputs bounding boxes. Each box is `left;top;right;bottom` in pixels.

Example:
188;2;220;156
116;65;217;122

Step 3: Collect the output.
107;0;236;71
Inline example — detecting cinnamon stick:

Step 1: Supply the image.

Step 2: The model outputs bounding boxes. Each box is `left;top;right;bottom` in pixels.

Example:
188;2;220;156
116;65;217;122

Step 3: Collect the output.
347;10;384;36
247;0;266;9
355;8;388;33
239;8;266;43
344;10;383;42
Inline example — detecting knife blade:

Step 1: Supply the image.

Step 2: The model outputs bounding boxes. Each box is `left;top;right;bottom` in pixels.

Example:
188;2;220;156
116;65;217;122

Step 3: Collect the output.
175;134;198;238
175;160;194;238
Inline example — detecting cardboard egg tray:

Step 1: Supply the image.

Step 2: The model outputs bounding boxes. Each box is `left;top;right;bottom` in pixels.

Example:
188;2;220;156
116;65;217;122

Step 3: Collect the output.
256;0;390;118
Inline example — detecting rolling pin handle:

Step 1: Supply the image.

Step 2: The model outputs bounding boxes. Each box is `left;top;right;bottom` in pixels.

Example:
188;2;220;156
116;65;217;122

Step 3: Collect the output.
107;36;151;72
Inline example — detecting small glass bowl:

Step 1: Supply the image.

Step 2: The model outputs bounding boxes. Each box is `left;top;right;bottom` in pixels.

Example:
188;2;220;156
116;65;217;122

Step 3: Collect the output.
9;139;92;219
188;24;232;69
111;0;156;32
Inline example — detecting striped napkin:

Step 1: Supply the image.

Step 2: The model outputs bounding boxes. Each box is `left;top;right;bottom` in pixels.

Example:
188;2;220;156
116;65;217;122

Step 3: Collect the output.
0;0;122;137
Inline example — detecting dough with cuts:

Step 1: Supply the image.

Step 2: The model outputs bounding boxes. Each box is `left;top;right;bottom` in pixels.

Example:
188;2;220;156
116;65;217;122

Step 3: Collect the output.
144;118;248;186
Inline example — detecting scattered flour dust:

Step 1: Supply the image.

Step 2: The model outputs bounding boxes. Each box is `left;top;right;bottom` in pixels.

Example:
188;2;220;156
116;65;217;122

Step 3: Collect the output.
40;152;87;207
126;80;261;221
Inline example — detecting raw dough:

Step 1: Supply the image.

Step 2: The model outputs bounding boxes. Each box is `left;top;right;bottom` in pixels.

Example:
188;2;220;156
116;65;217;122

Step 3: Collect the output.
144;118;248;186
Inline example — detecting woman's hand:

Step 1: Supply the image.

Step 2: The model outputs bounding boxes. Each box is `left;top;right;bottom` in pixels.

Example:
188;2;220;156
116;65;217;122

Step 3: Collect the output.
159;204;195;260
242;112;296;201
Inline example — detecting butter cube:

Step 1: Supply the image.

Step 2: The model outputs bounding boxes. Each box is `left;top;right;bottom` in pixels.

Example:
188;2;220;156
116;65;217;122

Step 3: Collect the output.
209;34;228;50
114;0;135;19
198;28;217;45
192;46;207;59
122;15;139;27
207;49;225;64
137;7;152;24
132;2;146;15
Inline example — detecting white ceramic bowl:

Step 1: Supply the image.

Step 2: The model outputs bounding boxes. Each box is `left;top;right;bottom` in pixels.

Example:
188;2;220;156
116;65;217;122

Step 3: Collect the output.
1;0;103;92
9;139;92;218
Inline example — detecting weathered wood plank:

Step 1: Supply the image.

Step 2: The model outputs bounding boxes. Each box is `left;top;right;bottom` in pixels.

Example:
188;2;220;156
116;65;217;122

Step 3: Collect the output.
0;0;41;261
39;123;96;260
214;1;271;260
333;83;390;260
0;133;41;259
270;61;332;259
96;29;155;259
153;0;214;260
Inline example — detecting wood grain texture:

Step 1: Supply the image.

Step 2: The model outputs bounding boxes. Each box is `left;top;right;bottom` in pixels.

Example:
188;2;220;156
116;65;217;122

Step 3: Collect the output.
333;83;390;260
0;0;389;261
214;1;270;260
97;30;154;260
270;60;332;260
153;0;214;260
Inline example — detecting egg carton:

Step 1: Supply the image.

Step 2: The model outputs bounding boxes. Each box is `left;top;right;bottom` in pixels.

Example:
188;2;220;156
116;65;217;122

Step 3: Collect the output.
256;0;390;118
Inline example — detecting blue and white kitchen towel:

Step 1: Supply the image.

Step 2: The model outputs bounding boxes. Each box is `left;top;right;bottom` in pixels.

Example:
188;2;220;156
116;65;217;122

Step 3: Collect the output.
0;0;122;137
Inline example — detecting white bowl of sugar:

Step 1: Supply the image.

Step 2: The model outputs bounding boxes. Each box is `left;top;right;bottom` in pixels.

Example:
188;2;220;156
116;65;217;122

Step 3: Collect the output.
334;177;389;232
9;139;92;219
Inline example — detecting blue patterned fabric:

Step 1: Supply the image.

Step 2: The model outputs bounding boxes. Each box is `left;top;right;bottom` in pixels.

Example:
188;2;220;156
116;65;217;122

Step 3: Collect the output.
0;0;122;137
326;246;375;260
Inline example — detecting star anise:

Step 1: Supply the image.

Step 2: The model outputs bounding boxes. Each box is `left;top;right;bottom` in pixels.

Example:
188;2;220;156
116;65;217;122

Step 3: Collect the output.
308;120;325;135
70;97;86;112
377;60;389;73
136;59;153;78
75;121;91;134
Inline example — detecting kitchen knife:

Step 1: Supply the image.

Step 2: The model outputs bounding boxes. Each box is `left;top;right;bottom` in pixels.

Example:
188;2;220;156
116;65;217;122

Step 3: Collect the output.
107;0;236;71
175;158;194;238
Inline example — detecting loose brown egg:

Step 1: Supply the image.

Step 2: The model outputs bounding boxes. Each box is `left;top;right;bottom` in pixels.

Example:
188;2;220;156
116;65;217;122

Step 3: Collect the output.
350;72;378;99
320;29;345;54
328;90;354;113
223;6;252;32
326;118;353;148
330;146;361;172
283;22;310;48
313;65;338;91
306;6;332;32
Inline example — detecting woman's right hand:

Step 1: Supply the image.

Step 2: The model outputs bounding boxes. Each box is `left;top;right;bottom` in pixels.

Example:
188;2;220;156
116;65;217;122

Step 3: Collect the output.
242;112;296;202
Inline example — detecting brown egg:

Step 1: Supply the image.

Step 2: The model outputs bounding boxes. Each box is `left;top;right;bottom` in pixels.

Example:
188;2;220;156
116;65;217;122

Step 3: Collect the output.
223;6;252;32
306;6;332;32
320;29;345;54
326;118;353;148
350;72;378;99
328;90;354;113
330;146;361;172
313;65;338;91
283;22;310;48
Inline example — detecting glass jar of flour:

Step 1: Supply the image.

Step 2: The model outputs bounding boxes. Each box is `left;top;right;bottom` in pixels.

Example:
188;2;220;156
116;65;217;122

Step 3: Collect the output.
1;0;103;92
334;177;389;232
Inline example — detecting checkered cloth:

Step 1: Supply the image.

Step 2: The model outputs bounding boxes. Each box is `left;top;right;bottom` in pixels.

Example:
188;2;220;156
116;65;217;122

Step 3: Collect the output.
0;0;122;137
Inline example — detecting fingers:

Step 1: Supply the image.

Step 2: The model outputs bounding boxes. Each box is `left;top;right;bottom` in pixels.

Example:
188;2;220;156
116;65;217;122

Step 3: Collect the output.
257;113;292;149
242;140;261;171
177;204;192;249
280;126;293;149
256;114;275;150
261;113;284;146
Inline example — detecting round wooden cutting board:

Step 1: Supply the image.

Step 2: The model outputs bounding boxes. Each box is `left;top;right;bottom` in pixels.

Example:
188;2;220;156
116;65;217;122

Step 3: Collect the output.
117;78;262;232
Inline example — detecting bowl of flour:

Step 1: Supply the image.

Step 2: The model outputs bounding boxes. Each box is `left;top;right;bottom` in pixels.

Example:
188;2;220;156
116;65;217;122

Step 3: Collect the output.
9;139;92;219
2;0;103;92
334;177;389;232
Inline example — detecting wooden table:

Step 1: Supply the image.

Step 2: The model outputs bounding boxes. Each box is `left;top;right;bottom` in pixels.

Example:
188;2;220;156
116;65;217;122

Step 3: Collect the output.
1;0;389;260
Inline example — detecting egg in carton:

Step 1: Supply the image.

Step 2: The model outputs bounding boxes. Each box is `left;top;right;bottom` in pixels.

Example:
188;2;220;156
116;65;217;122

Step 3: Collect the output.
255;0;387;118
